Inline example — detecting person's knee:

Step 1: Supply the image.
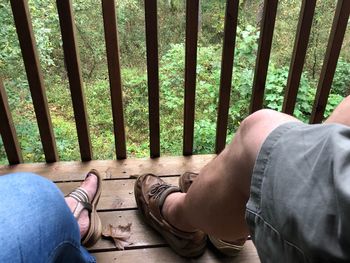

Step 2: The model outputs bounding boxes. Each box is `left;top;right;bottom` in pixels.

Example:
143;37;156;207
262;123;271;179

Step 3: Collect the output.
1;172;64;207
239;109;282;142
2;172;77;234
237;109;299;157
7;172;46;183
0;173;81;261
240;109;277;134
4;172;57;191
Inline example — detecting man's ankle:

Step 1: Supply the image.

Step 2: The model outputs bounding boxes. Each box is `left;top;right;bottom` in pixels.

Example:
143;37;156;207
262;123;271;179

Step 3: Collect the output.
162;192;197;232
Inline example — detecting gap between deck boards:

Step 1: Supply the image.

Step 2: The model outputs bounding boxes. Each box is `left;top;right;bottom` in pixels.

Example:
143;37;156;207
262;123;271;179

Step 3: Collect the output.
0;155;260;262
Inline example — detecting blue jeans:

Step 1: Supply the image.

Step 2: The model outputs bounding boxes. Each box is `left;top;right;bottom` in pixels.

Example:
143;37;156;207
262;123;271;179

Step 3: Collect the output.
0;173;96;263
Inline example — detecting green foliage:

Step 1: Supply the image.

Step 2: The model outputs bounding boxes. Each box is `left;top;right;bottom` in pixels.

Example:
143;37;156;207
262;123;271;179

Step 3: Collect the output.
332;58;350;97
263;65;343;122
0;1;23;78
0;2;349;164
51;116;80;161
122;68;149;156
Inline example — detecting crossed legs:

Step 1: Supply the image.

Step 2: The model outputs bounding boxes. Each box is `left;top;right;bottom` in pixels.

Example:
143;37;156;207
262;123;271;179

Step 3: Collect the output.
161;109;301;242
160;95;350;246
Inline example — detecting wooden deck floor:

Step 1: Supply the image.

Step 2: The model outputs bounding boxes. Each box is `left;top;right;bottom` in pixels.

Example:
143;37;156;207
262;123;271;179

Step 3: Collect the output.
0;154;260;263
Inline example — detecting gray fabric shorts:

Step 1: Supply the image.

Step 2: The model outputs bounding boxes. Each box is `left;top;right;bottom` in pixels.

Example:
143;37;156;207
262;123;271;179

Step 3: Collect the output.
246;122;350;263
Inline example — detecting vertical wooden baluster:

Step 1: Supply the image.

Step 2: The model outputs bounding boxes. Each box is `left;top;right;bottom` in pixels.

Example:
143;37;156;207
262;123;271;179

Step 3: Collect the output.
10;0;58;163
144;0;160;158
250;0;278;113
57;0;92;161
0;79;23;165
102;0;127;159
215;0;239;154
310;0;350;123
282;0;316;115
183;0;199;156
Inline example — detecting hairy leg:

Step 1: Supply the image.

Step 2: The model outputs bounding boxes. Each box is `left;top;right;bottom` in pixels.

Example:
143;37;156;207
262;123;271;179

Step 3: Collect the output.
162;109;301;241
325;95;350;126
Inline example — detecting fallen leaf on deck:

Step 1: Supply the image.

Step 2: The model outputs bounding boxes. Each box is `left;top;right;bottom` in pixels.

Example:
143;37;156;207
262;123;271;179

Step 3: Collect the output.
102;223;133;250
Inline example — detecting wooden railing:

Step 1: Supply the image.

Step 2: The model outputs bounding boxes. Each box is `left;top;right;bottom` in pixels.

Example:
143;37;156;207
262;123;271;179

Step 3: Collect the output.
1;0;350;165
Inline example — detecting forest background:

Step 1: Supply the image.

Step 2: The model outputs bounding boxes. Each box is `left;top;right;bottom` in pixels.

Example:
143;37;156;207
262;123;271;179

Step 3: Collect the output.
1;0;350;164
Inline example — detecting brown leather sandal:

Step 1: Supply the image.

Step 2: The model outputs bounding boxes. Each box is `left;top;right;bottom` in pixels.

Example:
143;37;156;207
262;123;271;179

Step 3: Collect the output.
66;169;102;247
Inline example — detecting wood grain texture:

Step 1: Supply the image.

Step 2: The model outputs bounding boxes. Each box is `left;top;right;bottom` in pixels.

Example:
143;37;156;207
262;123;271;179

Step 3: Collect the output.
0;154;258;262
89;210;258;261
57;177;179;210
92;242;259;263
90;210;165;251
0;155;215;182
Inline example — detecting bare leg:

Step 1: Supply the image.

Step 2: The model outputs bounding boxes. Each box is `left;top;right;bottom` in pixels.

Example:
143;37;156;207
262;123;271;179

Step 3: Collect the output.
325;95;350;126
162;109;301;241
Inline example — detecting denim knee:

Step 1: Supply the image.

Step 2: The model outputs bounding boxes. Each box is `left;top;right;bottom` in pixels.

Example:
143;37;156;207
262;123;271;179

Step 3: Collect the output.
2;172;57;190
0;172;85;262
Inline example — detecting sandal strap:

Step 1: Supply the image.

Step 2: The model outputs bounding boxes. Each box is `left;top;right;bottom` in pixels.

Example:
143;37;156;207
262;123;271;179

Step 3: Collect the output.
68;187;90;203
66;187;92;218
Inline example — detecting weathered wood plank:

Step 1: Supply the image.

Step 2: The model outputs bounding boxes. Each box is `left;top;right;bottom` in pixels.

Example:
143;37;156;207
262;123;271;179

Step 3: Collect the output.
2;155;260;260
61;185;258;262
57;177;179;210
89;211;258;260
92;241;259;263
33;154;258;262
91;210;165;250
0;155;215;182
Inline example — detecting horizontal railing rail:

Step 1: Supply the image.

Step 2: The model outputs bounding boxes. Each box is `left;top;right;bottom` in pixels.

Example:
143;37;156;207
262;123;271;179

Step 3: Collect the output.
1;0;349;165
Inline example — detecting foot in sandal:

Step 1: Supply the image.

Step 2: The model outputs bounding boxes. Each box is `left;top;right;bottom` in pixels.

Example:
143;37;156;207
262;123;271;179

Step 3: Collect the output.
65;169;102;247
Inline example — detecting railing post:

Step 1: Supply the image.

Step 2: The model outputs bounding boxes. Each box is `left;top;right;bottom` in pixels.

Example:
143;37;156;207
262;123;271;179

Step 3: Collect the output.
282;0;316;115
215;0;239;154
183;0;199;156
144;0;160;158
250;0;278;113
10;0;58;163
56;0;93;161
310;0;350;123
0;79;23;165
102;0;127;159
